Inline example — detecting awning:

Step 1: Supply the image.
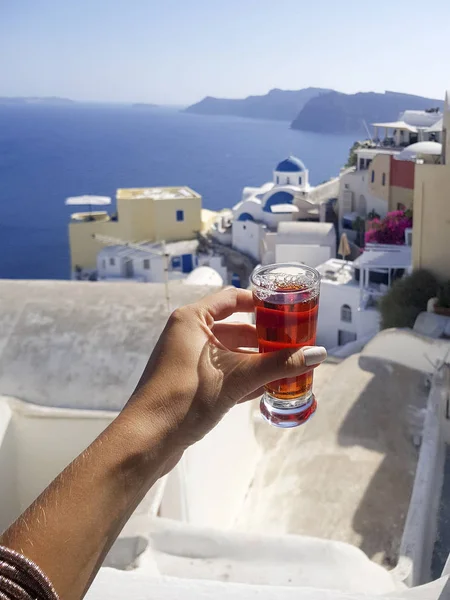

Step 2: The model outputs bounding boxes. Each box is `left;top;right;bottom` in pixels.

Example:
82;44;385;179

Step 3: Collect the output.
372;121;418;133
65;195;111;206
354;246;411;269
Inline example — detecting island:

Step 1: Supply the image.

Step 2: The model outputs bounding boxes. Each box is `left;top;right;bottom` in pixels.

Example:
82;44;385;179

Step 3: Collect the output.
184;87;332;122
291;90;444;134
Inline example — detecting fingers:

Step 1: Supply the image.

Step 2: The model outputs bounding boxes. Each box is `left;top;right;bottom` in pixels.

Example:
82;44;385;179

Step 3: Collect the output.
212;322;258;350
198;287;254;323
238;345;327;392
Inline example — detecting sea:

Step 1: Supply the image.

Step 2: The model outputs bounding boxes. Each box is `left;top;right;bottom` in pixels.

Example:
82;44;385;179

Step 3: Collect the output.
0;104;356;280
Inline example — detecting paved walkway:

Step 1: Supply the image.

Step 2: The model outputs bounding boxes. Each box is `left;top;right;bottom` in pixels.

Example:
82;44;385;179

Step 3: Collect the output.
236;353;429;567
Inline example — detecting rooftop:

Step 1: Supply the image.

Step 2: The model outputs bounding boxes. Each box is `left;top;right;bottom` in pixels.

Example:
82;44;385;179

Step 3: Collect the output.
237;337;430;567
395;141;442;162
0;280;218;410
316;258;356;286
117;186;200;201
277;222;336;245
356;147;400;158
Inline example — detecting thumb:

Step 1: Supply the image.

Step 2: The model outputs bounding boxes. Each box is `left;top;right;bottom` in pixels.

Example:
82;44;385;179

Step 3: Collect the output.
241;346;327;392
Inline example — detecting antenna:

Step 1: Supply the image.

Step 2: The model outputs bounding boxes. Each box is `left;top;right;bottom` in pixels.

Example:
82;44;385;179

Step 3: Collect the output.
362;120;373;142
93;234;171;313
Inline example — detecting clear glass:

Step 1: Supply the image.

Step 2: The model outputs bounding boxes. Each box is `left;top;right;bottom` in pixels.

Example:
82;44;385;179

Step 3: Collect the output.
251;262;321;428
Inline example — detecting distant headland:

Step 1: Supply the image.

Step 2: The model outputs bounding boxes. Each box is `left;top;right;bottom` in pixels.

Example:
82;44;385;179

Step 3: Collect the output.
185;88;444;135
0;97;76;106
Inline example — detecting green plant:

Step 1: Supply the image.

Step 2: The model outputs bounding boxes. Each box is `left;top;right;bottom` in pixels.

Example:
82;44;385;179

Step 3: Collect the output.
379;269;439;329
345;141;359;168
437;281;450;309
344;140;375;169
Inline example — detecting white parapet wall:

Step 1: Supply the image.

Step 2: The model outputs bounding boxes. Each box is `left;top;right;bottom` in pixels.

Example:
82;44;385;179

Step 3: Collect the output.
0;396;164;568
0;281;260;548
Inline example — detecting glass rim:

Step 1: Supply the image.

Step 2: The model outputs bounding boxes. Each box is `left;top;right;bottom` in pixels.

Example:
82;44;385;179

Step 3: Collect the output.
251;262;320;295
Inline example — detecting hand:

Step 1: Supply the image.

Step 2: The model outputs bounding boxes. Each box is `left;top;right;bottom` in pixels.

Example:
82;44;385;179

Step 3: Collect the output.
123;288;327;457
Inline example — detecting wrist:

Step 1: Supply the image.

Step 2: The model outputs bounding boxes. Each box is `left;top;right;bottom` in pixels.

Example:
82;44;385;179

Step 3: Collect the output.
111;400;182;481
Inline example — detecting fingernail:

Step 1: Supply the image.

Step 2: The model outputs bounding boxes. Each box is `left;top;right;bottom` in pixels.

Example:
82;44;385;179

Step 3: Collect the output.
303;346;327;366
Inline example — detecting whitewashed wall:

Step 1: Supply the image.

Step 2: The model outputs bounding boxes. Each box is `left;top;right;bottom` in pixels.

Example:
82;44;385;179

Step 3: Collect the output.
273;171;308;188
161;401;260;528
317;283;360;349
232;220;263;262
0;397;161;568
97;254;126;278
275;244;332;268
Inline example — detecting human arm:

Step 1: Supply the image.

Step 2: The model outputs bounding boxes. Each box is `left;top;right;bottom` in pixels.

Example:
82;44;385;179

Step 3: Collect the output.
0;288;326;600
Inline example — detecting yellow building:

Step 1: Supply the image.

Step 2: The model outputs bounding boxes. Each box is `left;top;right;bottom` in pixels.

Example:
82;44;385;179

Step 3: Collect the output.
413;92;450;281
68;186;202;274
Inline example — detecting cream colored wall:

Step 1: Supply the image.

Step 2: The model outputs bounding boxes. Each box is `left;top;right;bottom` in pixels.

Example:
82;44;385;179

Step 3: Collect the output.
117;197;156;242
153;197;202;242
368;154;391;203
413;163;450;281
69;219;121;271
389;186;414;212
69;192;202;271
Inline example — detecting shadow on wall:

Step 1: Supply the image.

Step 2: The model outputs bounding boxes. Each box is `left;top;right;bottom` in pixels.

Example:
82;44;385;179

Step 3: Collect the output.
337;359;428;565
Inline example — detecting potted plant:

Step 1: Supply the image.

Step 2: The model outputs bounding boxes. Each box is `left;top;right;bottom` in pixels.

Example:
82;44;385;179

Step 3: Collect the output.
435;281;450;316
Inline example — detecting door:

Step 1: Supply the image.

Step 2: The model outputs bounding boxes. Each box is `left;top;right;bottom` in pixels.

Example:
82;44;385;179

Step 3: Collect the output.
182;254;194;273
125;259;134;278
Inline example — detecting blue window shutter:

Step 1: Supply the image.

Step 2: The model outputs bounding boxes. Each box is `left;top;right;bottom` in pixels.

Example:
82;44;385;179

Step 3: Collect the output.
176;210;184;222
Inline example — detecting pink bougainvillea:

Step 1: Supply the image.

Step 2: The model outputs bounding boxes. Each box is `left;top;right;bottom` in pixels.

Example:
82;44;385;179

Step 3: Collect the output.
365;210;413;245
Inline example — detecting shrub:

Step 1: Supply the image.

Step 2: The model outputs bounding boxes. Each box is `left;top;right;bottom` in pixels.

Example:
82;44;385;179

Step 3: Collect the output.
379;269;439;329
437;281;450;309
365;210;413;245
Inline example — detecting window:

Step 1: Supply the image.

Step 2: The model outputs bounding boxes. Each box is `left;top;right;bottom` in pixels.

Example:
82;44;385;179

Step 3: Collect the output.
176;210;184;222
286;177;290;185
341;304;352;323
109;257;115;266
276;176;279;184
102;259;106;269
344;184;350;190
382;172;386;186
298;176;302;185
359;158;365;170
143;259;150;270
371;170;375;183
172;256;181;269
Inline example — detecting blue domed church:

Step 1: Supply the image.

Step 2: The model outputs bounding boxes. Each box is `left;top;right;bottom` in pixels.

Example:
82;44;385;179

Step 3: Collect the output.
230;155;337;265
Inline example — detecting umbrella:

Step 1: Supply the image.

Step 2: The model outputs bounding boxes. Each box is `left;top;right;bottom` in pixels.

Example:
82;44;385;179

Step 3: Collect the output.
65;195;111;214
338;232;351;260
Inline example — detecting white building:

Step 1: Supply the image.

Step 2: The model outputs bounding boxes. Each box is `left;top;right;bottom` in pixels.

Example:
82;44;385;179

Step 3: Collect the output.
97;240;199;283
338;108;443;236
275;221;336;267
227;156;338;265
316;244;412;350
373;109;443;146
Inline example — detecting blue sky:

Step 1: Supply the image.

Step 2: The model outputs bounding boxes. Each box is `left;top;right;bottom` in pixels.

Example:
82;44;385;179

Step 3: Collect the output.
1;0;448;104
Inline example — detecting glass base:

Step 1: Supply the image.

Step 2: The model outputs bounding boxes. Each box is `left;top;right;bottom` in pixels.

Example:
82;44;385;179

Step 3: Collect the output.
260;393;317;428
